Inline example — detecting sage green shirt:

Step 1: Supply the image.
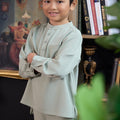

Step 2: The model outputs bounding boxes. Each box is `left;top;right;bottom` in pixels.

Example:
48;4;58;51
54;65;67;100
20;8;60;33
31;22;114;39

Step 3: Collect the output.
19;22;82;118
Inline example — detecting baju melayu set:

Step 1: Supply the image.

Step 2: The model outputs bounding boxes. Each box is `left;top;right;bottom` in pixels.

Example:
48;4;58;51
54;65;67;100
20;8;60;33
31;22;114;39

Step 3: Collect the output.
19;22;83;120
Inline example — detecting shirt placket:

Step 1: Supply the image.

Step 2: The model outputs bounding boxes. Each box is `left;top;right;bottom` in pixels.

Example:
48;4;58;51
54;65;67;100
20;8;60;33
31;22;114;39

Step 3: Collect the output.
40;28;51;57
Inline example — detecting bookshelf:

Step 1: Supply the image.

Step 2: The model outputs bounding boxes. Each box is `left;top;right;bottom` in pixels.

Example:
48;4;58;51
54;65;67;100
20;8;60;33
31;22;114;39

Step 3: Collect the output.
82;34;100;39
80;0;111;84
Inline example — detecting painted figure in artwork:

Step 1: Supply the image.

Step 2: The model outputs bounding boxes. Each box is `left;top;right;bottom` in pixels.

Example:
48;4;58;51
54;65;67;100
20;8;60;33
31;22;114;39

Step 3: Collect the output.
16;0;28;10
8;21;29;66
14;21;29;42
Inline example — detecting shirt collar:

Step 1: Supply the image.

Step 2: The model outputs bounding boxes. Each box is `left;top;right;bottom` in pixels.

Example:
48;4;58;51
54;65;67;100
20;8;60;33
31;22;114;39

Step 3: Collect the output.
47;22;73;29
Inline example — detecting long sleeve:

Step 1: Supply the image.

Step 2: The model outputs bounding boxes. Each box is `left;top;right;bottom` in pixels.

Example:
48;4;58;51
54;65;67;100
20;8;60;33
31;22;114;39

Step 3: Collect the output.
19;28;40;79
31;31;82;77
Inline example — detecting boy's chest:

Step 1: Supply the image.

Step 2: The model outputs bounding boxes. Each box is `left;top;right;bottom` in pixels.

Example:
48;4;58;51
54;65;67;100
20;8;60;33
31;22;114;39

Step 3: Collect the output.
33;29;67;57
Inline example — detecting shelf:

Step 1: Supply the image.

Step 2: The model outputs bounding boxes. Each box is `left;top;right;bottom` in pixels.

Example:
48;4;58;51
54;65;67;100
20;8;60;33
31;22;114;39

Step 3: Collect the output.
82;34;101;39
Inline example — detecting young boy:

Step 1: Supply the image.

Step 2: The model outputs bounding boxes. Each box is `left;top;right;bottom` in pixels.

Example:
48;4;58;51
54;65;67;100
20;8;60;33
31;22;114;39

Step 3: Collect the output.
19;0;82;120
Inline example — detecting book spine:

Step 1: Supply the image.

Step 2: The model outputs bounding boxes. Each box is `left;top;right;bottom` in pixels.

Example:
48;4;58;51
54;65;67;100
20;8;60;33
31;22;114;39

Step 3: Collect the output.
100;0;108;35
83;0;92;34
86;0;95;35
94;0;104;35
90;0;99;35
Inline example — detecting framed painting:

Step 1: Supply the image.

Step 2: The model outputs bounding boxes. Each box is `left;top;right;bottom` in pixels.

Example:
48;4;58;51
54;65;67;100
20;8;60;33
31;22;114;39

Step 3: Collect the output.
0;0;47;79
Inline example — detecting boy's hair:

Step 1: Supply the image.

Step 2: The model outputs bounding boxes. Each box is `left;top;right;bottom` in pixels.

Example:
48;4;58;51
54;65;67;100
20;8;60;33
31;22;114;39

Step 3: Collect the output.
70;0;73;5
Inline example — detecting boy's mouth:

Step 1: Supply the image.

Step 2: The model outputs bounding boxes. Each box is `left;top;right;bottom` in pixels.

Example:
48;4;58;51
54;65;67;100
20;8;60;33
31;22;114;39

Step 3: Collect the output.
49;12;58;17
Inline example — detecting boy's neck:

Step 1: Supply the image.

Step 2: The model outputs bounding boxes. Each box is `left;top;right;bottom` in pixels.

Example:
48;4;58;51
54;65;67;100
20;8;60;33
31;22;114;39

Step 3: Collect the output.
49;20;69;26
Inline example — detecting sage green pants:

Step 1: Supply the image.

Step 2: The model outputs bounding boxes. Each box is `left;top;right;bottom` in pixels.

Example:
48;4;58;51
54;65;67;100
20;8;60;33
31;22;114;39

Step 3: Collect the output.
33;110;77;120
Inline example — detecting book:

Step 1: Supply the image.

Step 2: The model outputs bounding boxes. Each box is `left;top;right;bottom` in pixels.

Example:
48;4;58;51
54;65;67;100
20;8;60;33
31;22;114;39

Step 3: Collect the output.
94;0;104;35
111;58;119;87
90;0;99;35
100;0;108;35
105;0;120;35
86;0;95;35
82;0;92;34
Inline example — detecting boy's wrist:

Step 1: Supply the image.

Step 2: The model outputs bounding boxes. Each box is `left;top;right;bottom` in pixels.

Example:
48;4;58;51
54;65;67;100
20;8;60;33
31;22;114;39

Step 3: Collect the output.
27;53;36;63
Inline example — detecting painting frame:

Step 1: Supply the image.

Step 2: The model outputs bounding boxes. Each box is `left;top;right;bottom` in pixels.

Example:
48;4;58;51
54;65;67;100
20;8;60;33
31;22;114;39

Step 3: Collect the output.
0;70;24;79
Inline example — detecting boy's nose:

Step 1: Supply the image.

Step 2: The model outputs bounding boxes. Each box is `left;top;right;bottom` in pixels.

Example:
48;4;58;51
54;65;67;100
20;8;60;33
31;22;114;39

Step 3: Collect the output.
49;2;57;9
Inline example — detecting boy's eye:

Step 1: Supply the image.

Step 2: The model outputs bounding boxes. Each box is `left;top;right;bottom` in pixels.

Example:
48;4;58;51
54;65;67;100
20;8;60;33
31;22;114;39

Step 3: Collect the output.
57;0;63;3
44;0;50;3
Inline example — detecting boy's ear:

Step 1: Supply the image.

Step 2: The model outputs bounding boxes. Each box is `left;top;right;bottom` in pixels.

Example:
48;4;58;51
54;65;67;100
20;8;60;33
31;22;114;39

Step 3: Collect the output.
70;0;78;11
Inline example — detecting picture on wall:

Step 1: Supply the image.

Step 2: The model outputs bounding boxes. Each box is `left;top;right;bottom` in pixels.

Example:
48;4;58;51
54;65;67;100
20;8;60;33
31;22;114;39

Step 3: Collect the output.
0;0;47;71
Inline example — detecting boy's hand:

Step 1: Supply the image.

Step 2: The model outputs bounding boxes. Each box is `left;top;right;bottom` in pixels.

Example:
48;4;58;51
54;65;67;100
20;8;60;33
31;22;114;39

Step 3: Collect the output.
27;53;36;64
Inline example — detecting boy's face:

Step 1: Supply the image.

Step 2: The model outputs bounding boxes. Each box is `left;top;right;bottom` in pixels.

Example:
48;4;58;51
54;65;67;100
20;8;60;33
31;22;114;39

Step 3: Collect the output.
42;0;77;25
